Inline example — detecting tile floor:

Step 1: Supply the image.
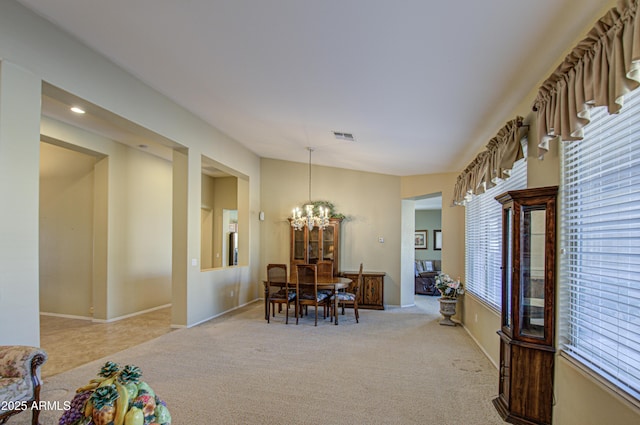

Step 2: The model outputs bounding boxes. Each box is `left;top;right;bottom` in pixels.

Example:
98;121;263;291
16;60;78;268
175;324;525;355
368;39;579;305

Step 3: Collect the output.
39;307;173;378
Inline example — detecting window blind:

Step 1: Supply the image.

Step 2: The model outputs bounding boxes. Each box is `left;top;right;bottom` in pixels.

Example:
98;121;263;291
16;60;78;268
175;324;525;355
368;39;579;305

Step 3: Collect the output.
561;88;640;401
465;145;527;311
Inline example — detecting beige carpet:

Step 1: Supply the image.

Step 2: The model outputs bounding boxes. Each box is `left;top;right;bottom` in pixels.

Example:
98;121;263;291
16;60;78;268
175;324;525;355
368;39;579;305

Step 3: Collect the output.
12;297;504;424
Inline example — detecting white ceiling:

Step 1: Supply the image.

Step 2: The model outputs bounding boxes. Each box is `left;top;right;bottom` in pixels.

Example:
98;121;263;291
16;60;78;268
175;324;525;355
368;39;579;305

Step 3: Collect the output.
19;0;609;176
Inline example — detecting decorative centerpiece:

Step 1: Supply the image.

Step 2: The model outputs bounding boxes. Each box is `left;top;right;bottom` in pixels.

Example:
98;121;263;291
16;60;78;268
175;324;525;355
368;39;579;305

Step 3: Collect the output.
435;273;464;326
290;200;345;231
59;361;171;425
306;201;345;220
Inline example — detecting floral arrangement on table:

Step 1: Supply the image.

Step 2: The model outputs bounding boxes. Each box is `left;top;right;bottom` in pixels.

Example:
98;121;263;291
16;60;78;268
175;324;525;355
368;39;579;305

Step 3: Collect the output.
435;273;464;299
59;361;171;425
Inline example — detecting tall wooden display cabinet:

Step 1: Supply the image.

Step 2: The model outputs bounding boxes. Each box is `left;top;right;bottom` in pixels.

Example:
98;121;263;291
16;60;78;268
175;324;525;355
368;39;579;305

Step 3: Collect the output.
493;186;557;425
289;218;342;274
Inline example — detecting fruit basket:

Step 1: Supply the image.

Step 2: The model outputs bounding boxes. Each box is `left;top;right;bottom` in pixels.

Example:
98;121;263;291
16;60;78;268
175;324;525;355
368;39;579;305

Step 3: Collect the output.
59;361;171;425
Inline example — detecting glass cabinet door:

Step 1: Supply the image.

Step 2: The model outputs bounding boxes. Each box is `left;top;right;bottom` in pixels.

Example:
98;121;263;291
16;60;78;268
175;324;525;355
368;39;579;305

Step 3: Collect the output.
322;225;335;261
503;205;513;332
290;217;342;273
293;229;305;261
519;206;546;339
308;227;319;262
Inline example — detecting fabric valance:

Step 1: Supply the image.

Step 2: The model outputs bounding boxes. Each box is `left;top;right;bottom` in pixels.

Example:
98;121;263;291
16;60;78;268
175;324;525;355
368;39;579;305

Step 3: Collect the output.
453;117;526;205
533;0;640;157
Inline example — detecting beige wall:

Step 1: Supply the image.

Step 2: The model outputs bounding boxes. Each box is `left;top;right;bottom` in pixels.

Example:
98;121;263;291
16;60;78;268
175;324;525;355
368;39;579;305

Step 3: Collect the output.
39;119;174;321
554;356;640;424
260;158;403;305
0;0;261;336
399;200;417;307
39;142;96;317
105;143;173;319
0;60;42;345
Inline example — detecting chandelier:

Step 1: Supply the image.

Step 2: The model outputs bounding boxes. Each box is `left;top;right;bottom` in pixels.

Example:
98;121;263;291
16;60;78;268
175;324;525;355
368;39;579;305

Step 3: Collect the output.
290;147;330;231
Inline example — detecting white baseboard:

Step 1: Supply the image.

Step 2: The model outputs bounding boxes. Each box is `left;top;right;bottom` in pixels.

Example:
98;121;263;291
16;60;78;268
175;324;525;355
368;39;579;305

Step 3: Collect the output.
187;299;261;328
91;303;172;323
40;312;92;321
461;323;499;370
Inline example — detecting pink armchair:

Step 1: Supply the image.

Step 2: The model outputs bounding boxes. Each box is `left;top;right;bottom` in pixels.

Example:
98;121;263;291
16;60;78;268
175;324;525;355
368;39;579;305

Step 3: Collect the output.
0;346;48;425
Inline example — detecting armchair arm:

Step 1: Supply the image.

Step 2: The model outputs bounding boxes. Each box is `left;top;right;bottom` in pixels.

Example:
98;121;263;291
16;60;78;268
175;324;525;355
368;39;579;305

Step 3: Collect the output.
0;346;47;379
0;346;48;425
0;346;47;405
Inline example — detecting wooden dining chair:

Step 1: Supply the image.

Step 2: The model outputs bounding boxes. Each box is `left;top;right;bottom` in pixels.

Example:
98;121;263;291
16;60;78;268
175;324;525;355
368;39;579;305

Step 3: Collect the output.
316;260;334;279
266;263;296;324
315;260;335;302
332;263;363;323
296;264;330;326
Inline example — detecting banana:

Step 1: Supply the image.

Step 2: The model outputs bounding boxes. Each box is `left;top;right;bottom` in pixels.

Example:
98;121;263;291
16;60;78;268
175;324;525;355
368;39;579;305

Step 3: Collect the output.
75;376;108;392
98;376;116;387
84;397;94;418
113;381;129;425
76;381;99;393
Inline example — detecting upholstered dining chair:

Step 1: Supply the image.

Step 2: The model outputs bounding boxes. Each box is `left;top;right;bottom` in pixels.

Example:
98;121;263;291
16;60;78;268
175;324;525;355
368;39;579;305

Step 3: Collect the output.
332;263;363;323
266;263;296;324
296;264;330;326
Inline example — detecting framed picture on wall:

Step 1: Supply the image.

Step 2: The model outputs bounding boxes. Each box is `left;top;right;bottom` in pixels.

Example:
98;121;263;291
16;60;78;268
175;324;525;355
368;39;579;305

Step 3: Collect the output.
415;230;428;249
434;229;442;250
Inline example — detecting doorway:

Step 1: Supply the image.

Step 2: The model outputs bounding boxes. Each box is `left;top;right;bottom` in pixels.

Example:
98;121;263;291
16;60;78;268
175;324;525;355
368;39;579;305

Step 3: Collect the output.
38;139;175;377
413;193;442;304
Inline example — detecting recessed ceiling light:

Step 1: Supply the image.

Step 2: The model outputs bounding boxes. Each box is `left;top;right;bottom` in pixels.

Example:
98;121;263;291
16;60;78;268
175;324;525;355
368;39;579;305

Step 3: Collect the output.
70;106;85;114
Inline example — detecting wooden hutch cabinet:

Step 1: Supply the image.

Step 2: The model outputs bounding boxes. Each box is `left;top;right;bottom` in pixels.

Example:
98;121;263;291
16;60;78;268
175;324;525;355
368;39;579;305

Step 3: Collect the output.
289;218;342;274
493;186;557;425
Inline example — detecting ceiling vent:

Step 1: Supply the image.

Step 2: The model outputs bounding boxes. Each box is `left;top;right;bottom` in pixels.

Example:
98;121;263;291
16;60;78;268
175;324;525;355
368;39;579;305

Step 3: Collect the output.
333;131;355;142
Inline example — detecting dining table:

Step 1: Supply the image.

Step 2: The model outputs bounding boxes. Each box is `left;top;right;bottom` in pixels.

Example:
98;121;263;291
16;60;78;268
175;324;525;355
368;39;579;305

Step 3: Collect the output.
263;276;352;325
